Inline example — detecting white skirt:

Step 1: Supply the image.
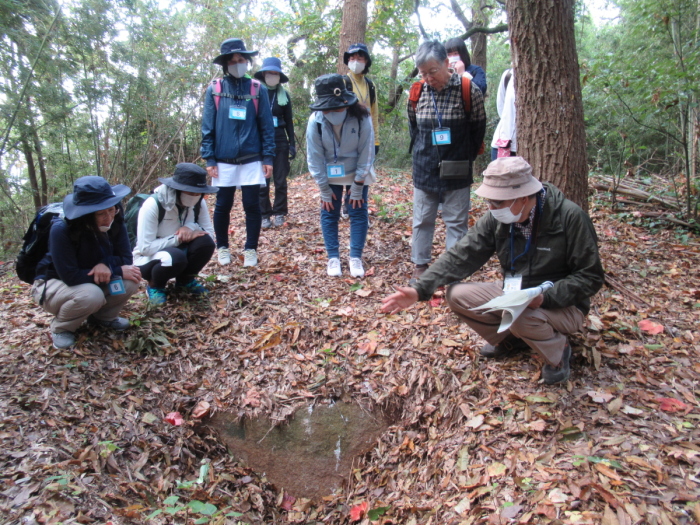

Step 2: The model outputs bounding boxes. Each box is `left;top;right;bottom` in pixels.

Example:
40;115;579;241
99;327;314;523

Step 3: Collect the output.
213;161;265;187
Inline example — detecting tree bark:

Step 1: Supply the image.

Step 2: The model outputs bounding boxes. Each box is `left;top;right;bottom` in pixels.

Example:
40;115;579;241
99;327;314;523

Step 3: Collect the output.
471;1;488;70
21;137;42;211
337;0;368;74
506;0;588;210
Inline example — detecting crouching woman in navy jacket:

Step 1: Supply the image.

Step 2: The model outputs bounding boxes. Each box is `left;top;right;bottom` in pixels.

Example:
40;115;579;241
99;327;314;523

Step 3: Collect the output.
32;176;141;349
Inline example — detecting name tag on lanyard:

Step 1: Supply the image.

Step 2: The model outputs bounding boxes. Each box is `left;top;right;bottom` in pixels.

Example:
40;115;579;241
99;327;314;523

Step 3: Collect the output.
109;277;126;295
431;127;451;145
503;274;523;292
273;116;279;127
229;104;246;120
327;164;345;178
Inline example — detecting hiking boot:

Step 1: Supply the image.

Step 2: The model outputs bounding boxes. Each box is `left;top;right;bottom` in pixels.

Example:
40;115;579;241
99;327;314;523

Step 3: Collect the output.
147;286;167;305
542;340;572;385
176;279;208;295
327;257;342;277
408;264;429;287
243;249;258;267
274;215;285;227
89;315;130;331
51;331;76;350
349;257;365;278
218;247;231;265
480;336;530;358
262;217;272;229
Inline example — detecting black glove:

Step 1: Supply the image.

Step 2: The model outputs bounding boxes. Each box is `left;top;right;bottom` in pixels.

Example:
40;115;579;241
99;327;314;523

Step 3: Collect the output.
375;145;379;155
289;145;297;160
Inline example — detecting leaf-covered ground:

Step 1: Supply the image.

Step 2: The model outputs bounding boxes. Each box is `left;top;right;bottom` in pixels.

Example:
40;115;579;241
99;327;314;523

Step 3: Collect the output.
1;170;699;525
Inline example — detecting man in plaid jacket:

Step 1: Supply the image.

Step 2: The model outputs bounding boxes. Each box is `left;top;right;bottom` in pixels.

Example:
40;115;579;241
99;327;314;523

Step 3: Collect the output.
407;40;486;284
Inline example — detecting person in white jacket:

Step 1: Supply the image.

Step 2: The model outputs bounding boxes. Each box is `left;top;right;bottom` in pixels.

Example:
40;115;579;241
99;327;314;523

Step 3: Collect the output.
133;163;218;305
491;68;517;160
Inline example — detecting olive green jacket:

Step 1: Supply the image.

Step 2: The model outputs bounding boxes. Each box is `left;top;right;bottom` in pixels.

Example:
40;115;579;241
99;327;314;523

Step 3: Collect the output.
413;183;605;314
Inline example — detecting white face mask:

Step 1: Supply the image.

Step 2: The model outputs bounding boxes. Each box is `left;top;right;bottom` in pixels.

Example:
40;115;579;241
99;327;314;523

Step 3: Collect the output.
324;109;347;125
265;74;280;87
180;193;201;208
490;200;524;224
348;60;365;75
228;62;248;78
449;55;460;64
98;222;113;233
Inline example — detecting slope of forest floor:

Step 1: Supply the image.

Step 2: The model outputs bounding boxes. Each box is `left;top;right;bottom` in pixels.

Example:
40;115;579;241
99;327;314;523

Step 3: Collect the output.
0;169;699;525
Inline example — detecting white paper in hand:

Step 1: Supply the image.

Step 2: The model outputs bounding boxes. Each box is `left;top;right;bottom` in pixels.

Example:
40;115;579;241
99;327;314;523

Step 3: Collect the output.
471;281;554;333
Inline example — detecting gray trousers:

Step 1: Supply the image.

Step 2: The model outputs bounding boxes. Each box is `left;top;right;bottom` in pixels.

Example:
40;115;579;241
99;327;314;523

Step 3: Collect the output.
411;186;471;265
32;278;139;333
446;282;585;366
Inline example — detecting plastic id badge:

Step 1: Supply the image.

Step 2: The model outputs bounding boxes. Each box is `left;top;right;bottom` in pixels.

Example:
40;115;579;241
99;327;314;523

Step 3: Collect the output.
431;127;452;145
503;275;523;293
273;116;279;127
109;277;126;295
229;105;246;120
327;164;345;178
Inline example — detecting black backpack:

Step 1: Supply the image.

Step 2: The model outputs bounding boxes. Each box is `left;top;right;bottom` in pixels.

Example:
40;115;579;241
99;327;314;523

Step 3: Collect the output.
343;75;376;105
16;203;64;284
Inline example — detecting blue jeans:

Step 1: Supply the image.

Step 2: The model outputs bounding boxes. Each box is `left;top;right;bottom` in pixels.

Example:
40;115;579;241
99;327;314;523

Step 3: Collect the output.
213;185;261;250
321;184;369;259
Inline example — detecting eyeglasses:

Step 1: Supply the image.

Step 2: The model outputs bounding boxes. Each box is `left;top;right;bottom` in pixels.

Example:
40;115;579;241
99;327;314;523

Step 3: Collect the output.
417;67;442;80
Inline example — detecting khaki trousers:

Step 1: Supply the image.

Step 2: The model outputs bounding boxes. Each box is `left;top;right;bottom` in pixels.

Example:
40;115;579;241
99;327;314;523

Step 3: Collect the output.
446;282;584;366
32;278;139;333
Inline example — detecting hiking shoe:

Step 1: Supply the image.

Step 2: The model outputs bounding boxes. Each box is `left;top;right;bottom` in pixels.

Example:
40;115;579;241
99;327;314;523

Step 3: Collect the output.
327;257;342;277
243;249;258;267
341;205;349;220
274;215;285;227
480;336;530;358
89;316;130;331
176;279;208;295
147;286;167;305
218;247;231;265
408;264;429;287
542;340;572;385
349;257;365;278
262;217;272;229
51;331;76;350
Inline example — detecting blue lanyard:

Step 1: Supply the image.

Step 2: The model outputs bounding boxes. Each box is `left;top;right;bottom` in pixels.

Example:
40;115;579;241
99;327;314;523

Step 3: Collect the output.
97;232;115;275
331;122;344;163
271;90;277;110
429;90;444;128
509;225;532;274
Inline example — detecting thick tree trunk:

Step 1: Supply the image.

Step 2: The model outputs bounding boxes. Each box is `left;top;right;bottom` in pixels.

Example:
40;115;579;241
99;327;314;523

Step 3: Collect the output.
471;2;488;70
337;0;368;74
506;0;588;210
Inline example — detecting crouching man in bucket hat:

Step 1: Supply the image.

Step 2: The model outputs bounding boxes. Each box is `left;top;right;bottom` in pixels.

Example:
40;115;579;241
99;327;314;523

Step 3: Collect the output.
381;157;605;384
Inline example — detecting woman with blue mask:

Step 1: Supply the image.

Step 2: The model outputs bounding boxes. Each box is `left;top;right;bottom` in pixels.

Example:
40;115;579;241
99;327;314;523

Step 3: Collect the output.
306;74;375;278
201;38;276;269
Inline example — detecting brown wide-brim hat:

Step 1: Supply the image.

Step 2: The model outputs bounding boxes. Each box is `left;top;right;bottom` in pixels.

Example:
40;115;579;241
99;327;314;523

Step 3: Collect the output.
475;156;543;201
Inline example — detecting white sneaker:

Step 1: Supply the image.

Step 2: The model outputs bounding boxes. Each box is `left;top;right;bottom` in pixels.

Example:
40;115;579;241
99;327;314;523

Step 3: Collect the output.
218;247;231;265
349;257;365;278
327;258;342;277
243;249;258;267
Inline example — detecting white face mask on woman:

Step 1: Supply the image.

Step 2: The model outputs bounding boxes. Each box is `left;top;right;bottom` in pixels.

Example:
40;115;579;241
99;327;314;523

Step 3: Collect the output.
228;62;248;78
347;60;365;75
98;222;113;233
490;200;524;224
180;193;202;208
324;109;347;125
265;74;280;87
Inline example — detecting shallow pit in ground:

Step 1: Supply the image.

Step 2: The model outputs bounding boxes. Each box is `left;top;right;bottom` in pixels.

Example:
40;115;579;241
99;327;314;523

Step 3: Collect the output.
207;400;392;499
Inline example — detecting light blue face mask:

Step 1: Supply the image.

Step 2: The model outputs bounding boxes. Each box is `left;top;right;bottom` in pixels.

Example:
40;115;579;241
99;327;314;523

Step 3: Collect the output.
324;109;347;125
228;62;248;78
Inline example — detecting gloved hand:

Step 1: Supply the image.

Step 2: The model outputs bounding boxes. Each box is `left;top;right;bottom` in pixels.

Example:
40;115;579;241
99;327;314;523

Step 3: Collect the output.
289;145;297;160
319;183;333;203
350;181;365;202
375;145;379;155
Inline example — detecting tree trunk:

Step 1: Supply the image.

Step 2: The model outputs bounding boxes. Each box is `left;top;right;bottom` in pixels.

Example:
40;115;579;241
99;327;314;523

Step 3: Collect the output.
506;0;588;210
30;126;48;207
337;0;368;74
21;137;42;211
471;1;488;70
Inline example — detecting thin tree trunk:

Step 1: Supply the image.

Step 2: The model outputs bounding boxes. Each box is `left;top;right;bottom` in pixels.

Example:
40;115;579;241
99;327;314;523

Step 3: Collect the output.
471;1;488;70
337;0;368;74
21;137;42;211
506;0;588;210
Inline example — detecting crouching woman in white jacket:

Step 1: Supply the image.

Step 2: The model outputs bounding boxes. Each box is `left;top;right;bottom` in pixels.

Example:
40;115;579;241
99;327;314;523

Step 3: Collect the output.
133;163;218;305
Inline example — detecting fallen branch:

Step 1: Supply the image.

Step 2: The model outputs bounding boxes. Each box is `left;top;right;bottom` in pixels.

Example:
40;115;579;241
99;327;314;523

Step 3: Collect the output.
604;274;652;309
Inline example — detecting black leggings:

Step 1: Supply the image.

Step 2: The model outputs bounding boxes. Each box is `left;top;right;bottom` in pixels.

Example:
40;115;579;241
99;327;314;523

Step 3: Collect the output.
138;234;215;288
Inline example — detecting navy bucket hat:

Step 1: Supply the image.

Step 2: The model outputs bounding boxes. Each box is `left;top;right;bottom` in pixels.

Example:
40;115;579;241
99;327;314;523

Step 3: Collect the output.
63;176;131;220
213;38;259;66
309;74;358;111
343;43;372;73
158;163;218;194
253;57;289;83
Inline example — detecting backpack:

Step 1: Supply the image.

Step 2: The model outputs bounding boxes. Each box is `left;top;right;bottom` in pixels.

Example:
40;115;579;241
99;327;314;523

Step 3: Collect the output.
408;75;485;155
124;194;201;248
212;77;261;114
16;203;64;284
343;75;376;106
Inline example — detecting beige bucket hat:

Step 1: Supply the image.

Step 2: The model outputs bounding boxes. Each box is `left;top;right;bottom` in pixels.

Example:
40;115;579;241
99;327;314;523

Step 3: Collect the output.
475;157;543;201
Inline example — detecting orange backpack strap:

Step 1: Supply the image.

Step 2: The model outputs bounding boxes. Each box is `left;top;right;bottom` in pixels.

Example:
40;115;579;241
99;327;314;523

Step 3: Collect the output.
460;74;471;113
408;79;425;111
